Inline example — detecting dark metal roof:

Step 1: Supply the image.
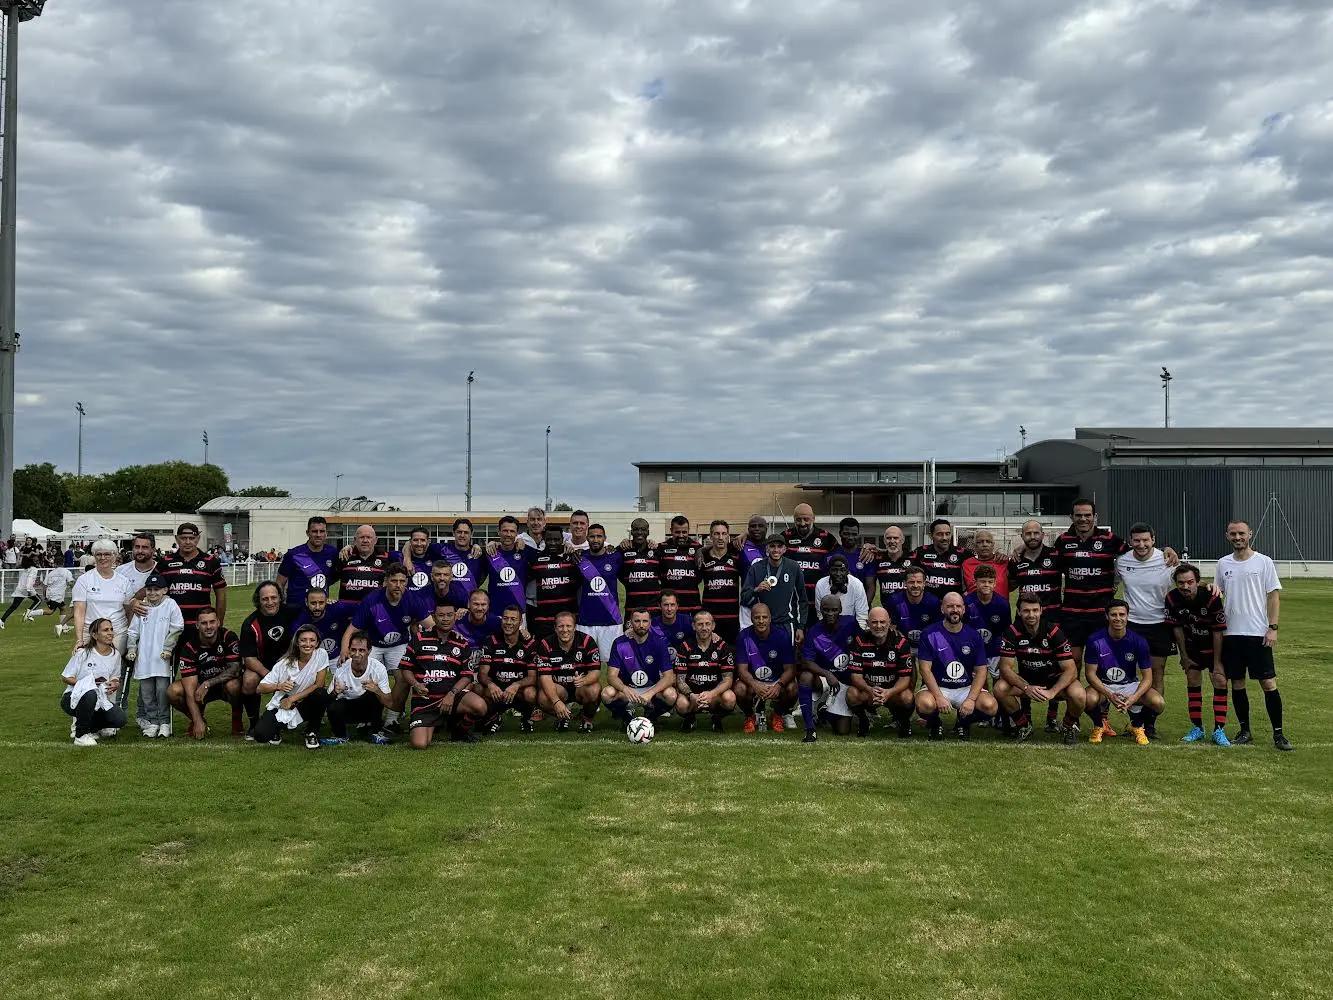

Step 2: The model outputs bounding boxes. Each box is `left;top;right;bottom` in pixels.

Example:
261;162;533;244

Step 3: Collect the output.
634;460;1003;469
795;481;1071;492
1075;427;1333;446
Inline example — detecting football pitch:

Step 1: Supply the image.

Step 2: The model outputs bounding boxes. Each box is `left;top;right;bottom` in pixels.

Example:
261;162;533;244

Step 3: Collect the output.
2;583;1330;1000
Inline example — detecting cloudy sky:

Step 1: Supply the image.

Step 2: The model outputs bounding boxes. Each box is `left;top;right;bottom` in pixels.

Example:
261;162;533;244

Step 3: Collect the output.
12;0;1333;508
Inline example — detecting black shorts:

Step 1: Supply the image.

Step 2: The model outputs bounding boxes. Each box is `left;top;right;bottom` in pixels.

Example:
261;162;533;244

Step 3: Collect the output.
46;599;66;611
198;681;235;705
1057;612;1099;647
1128;621;1174;658
409;699;449;729
1018;670;1061;692
1221;635;1276;682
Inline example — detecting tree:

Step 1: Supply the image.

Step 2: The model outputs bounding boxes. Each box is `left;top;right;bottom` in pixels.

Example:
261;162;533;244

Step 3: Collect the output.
234;485;290;498
62;462;230;514
14;463;70;528
553;502;572;511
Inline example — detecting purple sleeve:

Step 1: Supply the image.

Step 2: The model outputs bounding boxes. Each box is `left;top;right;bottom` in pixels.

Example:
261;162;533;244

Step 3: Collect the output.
278;550;296;576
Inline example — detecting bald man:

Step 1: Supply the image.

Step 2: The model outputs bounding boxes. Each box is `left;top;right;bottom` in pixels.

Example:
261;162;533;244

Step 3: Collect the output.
863;525;913;604
963;530;1011;598
334;525;391;608
845;607;916;737
781;503;837;628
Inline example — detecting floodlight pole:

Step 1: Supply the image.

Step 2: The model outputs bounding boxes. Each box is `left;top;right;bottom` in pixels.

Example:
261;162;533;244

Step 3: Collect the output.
465;371;474;512
202;429;209;465
75;401;84;475
544;425;551;513
0;8;24;538
1160;367;1172;428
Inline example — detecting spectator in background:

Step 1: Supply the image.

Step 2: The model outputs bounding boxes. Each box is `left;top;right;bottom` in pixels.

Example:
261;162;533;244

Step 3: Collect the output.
0;555;42;626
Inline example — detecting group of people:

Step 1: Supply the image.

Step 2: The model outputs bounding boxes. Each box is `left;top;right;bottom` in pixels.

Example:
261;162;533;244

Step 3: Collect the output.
55;499;1294;752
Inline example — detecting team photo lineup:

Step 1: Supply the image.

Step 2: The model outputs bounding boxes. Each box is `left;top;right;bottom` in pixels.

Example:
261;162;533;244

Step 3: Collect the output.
51;497;1292;753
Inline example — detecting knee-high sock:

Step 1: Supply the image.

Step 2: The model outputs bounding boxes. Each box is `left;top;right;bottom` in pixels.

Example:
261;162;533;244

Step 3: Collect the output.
1263;688;1283;731
798;684;815;733
1187;684;1203;727
1211;689;1229;730
1233;688;1250;728
243;692;262;725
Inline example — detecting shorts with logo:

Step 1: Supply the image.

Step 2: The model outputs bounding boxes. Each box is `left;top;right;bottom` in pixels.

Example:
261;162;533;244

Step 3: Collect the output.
1128;621;1174;658
1100;681;1140;702
919;684;973;711
1057;612;1099;647
408;697;451;730
370;644;409;672
577;624;623;666
1221;635;1276;682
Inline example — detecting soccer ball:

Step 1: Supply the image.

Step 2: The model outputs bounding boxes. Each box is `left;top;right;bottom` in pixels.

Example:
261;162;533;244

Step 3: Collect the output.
627;717;655;744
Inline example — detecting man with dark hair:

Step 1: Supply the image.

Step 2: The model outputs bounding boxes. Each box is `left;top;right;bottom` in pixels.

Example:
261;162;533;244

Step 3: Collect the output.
528;524;580;640
603;608;676;730
834;517;875;593
909;518;973;600
1166;563;1229;745
781;503;836;626
573;522;622;663
292;587;353;664
478;606;537;733
740;535;808;643
651;592;691;648
964;563;1011;684
963;530;1010;597
700;519;744;643
567;510;591;551
117;532;159;593
736;515;769;630
168;606;240;740
402;602;487;747
485;516;529;618
1115;521;1174;738
886;566;942;646
238;581;299;737
277;515;339;609
796;595;855;741
430;517;488;607
657;515;701;616
534;611;602;733
1083;599;1160;746
994;592;1086;745
325;632;393;743
398;527;436;595
155;522;227;641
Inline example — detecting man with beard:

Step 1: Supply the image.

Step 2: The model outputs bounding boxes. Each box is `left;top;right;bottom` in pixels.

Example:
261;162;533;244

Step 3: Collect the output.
781;503;836;627
484;515;529;618
603;608;677;730
740;535;808;645
402;600;487;748
657;516;702;617
699;519;744;643
168;606;241;740
813;554;869;628
238;581;299;738
345;564;435;734
886;567;942;647
277;516;340;609
155;522;228;643
430;518;488;608
994;593;1086;746
574;523;623;663
915;592;996;740
845;607;916;737
529;524;581;640
478;606;537;734
618;517;662;615
1008;520;1062;614
292;587;353;665
118;532;159;594
453;589;503;647
909;519;973;600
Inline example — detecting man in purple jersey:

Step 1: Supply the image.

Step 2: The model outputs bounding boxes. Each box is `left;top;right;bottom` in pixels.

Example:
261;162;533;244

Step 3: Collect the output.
575;523;624;663
429;518;488;607
398;527;436;595
454;590;503;647
484;515;530;617
292;587;353;665
276;516;340;609
736;515;770;631
734;602;796;733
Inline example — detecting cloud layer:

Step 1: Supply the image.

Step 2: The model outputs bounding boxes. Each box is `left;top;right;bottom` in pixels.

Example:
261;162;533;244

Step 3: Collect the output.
13;0;1333;507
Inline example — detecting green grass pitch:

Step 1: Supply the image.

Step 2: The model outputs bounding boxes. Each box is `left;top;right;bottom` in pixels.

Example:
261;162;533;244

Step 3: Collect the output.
2;582;1330;999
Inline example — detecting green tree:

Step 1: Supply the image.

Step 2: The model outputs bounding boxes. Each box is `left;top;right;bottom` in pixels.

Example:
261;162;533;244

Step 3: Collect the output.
13;463;70;528
553;502;572;511
62;462;230;514
234;485;290;498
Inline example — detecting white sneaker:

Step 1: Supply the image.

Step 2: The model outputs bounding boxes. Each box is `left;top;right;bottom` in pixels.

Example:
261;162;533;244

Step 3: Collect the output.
783;712;799;729
70;718;77;738
23;608;39;621
0;618;8;629
158;721;171;738
72;733;98;747
99;728;119;738
143;724;159;738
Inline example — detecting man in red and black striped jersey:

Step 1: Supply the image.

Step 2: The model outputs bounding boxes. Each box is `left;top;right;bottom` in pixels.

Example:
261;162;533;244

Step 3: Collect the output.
618;518;662;614
1165;563;1230;744
657;515;702;616
909;519;974;599
994;592;1087;744
782;503;836;626
864;525;912;604
478;606;537;734
1009;520;1062;613
401;610;487;748
844;607;916;738
699;519;744;644
334;525;391;607
672;611;736;733
1053;500;1131;663
155;521;227;637
534;611;601;732
529;524;580;640
167;606;240;740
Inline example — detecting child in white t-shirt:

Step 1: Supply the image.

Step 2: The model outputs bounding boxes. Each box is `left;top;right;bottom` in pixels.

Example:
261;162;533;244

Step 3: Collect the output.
126;575;185;738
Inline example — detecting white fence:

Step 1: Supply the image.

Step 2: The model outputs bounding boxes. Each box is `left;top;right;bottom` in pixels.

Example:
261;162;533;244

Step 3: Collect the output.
0;561;280;601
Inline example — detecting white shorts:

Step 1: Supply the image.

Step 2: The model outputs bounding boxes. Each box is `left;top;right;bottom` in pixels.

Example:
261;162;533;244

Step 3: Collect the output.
371;644;408;672
1101;681;1139;702
577;624;623;665
824;677;853;718
926;686;972;711
987;656;1001;680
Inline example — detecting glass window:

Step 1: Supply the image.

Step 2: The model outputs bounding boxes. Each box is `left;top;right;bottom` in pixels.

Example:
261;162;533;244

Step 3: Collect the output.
936;470;959;484
718;470;739;483
1223;456;1259;466
699;470;720;483
1303;456;1333;466
1262;456;1301;466
737;469;760;482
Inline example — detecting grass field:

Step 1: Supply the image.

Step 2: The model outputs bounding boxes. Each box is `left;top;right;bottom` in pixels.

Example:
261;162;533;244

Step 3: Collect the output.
2;582;1331;1000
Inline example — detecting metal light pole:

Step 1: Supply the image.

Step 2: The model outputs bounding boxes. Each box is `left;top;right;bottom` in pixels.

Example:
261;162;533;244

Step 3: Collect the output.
334;472;343;506
75;400;84;475
0;2;47;539
1019;425;1027;450
465;370;474;512
544;425;551;513
202;429;209;465
1160;367;1172;429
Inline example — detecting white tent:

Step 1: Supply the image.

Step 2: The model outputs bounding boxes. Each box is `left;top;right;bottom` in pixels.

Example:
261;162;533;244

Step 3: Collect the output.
12;518;56;539
56;518;131;542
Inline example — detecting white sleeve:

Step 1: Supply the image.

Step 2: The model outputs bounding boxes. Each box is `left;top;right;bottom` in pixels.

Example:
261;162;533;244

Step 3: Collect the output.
814;577;829;603
71;573;90;602
169;600;185;629
371;661;390;690
1264;558;1281;592
61;651;84;681
128;615;142;640
853;579;869;628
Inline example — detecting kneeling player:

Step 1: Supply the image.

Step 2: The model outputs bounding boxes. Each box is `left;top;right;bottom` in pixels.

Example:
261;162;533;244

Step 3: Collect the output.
478;606;537;733
168;606;241;739
1084;600;1162;746
734;603;796;733
673;611;736;732
401;612;487;748
535;611;602;732
798;595;857;740
915;593;996;740
994;592;1086;745
603;608;677;729
845;607;915;737
326;632;394;742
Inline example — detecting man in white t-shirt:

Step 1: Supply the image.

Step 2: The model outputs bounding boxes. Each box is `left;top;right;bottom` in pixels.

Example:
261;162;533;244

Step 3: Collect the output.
1214;520;1290;751
27;564;75;633
1115;522;1174;737
813;554;869;628
324;631;393;743
116;532;158;593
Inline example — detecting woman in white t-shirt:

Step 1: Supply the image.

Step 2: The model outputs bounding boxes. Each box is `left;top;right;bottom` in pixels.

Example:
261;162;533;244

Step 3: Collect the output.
0;555;42;626
252;625;332;750
60;618;127;746
70;540;135;655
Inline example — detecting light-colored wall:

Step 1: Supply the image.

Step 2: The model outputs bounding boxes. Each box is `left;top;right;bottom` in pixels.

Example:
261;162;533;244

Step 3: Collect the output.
657;483;810;530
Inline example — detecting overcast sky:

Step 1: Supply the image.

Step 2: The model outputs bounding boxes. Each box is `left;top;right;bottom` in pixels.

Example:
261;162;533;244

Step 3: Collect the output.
12;0;1333;508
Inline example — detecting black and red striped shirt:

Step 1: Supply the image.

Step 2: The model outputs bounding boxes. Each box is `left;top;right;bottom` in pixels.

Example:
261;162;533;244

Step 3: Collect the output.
1009;545;1063;611
908;543;973;599
334;551;390;605
534;632;600;685
781;527;837;606
998;620;1074;679
177;628;240;682
619;545;661;611
529;550;580;626
847;630;914;688
404;628;475;697
873;554;913;601
674;636;734;690
1164;588;1226;658
155;551;226;625
656;541;702;613
480;635;533;687
700;550;743;624
1055;530;1128;617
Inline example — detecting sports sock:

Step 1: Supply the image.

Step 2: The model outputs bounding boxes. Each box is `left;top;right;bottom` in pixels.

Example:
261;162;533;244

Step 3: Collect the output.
957;711;974;731
852;704;870;725
738;694;754;716
383;709;400;725
1087;702;1104;726
1045;703;1058;722
1143;707;1158;733
518;700;534;722
1263;688;1283;731
924;710;941;732
1211;689;1228;729
890;704;912;725
798;684;815;733
1233;688;1250;728
1128;706;1144;728
609;701;631;724
581;702;597;721
243;693;262;726
1187;684;1203;727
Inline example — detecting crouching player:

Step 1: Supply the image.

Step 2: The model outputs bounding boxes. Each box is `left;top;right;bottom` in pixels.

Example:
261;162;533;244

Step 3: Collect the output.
401;612;486;748
799;595;858;739
603;608;677;730
535;611;602;733
168;606;241;739
673;611;736;732
735;603;796;733
478;606;537;734
1084;599;1161;746
845;606;915;737
915;593;996;740
326;631;394;743
994;592;1086;745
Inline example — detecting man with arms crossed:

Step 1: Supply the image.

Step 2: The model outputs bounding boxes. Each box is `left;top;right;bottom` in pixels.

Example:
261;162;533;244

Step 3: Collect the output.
1215;521;1291;751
